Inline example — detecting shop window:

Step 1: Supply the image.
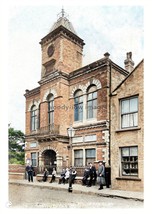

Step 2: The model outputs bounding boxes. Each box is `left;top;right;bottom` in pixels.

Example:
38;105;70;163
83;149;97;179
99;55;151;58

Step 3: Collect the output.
121;146;138;176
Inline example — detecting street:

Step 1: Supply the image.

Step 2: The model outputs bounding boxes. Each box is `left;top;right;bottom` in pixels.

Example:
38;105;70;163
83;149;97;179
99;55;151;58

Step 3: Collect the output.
9;183;143;208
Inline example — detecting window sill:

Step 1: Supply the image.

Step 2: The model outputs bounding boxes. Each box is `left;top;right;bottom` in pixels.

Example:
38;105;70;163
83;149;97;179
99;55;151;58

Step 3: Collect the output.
116;177;141;181
116;127;141;132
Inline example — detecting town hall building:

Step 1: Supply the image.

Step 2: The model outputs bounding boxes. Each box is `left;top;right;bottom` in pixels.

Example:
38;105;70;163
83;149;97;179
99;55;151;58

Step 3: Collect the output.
24;9;144;191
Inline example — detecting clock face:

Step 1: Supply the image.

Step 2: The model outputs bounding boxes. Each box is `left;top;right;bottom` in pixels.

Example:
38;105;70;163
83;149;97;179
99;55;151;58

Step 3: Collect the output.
47;44;54;57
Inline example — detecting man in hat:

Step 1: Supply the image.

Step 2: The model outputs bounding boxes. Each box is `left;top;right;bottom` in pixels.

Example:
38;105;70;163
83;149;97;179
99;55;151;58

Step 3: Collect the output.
97;161;105;190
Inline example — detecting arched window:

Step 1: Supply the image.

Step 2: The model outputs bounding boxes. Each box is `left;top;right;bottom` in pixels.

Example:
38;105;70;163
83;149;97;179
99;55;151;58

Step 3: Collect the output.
87;85;97;119
74;90;83;121
47;94;54;125
37;104;40;129
31;105;37;131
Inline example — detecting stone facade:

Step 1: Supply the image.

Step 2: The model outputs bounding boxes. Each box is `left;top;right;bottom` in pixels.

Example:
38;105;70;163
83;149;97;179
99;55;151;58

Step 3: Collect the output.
110;60;144;191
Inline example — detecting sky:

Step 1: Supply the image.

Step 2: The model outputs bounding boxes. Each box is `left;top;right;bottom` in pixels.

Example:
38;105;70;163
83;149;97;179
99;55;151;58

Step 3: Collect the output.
5;1;145;133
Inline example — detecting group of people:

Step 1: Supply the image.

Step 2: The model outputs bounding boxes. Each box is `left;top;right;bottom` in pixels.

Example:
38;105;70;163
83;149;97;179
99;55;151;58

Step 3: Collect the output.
25;161;108;190
25;163;57;183
82;161;107;190
58;166;77;185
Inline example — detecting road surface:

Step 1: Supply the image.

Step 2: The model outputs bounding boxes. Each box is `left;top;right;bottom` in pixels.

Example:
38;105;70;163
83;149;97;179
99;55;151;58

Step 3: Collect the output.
8;183;143;208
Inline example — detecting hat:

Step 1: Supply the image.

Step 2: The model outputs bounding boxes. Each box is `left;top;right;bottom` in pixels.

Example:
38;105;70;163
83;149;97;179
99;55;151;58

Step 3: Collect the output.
98;160;103;163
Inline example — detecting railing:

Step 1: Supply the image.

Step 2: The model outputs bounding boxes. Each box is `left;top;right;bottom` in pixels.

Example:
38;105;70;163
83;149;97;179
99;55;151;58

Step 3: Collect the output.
37;124;60;135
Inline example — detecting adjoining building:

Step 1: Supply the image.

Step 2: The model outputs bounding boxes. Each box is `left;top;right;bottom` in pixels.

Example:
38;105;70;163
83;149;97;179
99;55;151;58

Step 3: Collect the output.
110;58;144;191
24;10;143;191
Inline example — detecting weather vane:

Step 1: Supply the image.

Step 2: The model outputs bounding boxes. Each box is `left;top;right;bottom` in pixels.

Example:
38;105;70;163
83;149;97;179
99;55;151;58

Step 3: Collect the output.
57;6;69;19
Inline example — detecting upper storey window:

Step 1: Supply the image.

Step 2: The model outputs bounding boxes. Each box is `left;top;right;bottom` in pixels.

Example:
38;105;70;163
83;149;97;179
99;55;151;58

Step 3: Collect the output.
74;90;83;121
87;85;97;119
31;105;37;131
47;94;54;125
120;96;138;128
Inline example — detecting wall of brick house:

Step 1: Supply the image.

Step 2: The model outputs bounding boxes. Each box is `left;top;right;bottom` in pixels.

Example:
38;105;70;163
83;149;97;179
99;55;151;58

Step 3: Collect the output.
110;61;144;192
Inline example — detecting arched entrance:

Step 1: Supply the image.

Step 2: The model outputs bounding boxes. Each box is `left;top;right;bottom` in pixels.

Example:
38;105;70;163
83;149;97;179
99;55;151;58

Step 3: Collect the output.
42;149;56;174
39;147;64;174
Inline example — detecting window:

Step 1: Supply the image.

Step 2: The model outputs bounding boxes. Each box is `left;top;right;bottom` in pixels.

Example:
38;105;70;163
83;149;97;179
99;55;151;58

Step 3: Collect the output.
121;96;138;128
85;149;96;165
87;85;97;119
37;105;40;129
31;152;37;167
30;142;37;148
31;105;37;131
74;150;83;167
74;90;83;121
121;146;138;176
47;94;54;126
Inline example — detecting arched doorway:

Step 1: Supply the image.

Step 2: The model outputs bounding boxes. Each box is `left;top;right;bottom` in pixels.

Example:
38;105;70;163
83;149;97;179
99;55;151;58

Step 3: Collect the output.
43;149;56;174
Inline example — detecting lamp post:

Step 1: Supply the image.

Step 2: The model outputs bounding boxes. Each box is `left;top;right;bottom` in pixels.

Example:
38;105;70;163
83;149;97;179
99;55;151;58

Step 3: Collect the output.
67;125;75;166
67;125;75;192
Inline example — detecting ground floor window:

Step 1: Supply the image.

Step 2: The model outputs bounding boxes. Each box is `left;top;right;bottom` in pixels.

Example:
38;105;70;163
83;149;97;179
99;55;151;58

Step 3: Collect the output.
74;149;83;166
121;146;138;176
74;148;96;167
31;152;37;167
85;149;96;165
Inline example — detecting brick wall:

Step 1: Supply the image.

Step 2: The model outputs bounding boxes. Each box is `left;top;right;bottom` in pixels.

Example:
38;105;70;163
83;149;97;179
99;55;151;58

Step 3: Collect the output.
110;60;144;192
9;164;25;173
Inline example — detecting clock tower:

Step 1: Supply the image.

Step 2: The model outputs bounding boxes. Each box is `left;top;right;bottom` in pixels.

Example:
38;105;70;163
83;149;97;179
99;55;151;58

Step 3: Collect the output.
40;9;85;78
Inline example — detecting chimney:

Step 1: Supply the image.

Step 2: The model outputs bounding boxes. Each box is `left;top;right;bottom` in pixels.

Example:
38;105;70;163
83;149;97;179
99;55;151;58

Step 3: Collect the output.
124;52;134;72
104;52;110;59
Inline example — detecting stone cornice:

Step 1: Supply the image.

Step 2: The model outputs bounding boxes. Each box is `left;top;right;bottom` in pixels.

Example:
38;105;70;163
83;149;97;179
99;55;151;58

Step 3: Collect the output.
69;58;108;80
25;133;69;143
73;121;108;131
38;70;69;86
40;25;85;47
24;87;40;98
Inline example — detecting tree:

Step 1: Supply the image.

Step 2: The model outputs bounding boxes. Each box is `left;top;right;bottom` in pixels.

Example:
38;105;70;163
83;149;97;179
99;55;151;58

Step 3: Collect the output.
8;126;25;165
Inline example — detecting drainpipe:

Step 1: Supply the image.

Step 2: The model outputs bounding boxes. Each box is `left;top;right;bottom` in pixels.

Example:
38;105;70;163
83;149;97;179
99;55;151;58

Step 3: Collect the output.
104;52;111;167
108;62;112;167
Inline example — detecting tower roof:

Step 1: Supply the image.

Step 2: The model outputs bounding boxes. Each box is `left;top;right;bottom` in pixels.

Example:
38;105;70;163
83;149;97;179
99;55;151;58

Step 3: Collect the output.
50;8;77;35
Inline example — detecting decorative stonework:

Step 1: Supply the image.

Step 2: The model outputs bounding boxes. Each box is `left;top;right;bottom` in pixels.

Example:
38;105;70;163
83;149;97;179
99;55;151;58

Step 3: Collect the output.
85;78;102;91
43;88;57;101
70;78;102;98
39;146;59;156
70;85;86;98
28;100;40;111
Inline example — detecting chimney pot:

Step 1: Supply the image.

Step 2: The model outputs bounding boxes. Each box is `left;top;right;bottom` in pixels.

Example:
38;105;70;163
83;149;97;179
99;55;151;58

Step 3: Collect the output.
124;52;134;72
104;52;110;58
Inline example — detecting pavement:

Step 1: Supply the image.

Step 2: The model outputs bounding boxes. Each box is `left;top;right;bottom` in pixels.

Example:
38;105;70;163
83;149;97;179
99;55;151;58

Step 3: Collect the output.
9;177;144;202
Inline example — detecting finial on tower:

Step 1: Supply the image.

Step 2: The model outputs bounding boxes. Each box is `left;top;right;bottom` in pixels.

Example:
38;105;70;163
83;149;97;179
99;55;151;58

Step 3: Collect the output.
61;7;65;17
57;7;69;19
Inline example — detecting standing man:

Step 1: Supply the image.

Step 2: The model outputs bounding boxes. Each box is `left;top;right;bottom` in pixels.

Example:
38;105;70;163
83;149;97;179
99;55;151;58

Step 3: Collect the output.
97;161;105;190
87;162;96;187
26;163;34;182
68;166;77;192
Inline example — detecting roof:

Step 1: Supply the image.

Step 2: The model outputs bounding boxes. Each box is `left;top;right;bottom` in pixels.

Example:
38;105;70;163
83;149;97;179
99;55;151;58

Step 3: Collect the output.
50;9;77;35
40;9;84;46
111;59;144;94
